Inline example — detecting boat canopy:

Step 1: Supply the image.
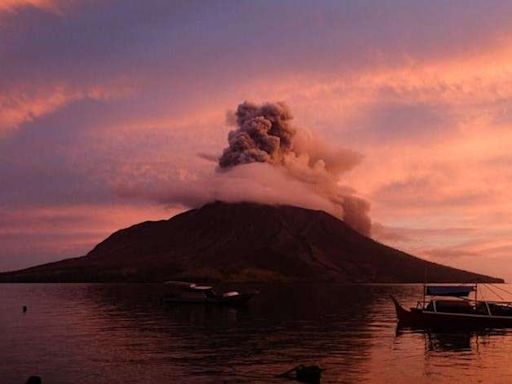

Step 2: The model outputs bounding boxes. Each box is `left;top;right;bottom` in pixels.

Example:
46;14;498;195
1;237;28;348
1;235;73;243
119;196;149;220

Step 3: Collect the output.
426;285;475;297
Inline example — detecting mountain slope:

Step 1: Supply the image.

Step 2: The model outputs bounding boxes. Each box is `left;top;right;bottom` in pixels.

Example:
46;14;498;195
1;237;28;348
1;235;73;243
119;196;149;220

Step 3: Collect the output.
0;202;503;283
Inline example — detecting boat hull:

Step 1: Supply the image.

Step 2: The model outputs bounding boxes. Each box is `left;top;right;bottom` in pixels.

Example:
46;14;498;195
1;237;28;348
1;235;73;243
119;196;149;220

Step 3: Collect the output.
391;296;512;329
162;292;257;306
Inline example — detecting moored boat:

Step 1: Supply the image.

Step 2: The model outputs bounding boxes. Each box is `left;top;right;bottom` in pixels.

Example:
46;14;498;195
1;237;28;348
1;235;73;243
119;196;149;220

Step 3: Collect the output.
162;281;258;305
391;284;512;329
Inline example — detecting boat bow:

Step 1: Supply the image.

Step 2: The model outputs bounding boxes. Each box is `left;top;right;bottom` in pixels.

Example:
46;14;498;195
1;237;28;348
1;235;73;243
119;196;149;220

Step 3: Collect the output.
390;295;411;323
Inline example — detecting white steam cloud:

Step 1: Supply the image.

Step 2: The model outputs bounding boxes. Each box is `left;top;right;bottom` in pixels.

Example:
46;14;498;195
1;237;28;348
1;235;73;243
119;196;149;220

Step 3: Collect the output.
118;101;372;236
218;101;371;235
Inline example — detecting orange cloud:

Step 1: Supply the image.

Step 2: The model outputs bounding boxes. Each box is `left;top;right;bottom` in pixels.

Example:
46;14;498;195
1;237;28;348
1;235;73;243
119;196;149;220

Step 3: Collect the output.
0;83;132;138
0;0;58;13
236;40;512;280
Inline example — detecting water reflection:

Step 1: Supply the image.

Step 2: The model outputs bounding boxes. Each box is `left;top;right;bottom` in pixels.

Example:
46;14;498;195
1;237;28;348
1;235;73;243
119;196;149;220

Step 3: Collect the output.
425;331;473;352
77;283;382;383
396;327;505;352
426;330;508;352
3;284;512;383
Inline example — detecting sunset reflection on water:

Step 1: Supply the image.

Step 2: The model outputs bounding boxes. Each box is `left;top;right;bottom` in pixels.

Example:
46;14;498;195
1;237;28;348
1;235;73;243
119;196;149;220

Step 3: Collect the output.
1;284;512;383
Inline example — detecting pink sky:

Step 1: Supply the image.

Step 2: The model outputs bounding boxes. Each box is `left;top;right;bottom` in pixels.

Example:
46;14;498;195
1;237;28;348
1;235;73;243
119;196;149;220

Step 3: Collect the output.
2;0;512;280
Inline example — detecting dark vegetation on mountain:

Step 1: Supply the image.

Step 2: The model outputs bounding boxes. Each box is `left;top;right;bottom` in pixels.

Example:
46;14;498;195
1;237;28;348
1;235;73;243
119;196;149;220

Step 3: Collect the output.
0;202;503;283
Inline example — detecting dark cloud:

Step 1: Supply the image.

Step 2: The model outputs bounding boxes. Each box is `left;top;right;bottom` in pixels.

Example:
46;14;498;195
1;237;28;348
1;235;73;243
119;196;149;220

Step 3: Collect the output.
219;102;295;167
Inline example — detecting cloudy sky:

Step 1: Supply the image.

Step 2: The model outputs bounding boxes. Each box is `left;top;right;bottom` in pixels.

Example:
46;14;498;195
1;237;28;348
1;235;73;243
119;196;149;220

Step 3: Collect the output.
2;0;512;280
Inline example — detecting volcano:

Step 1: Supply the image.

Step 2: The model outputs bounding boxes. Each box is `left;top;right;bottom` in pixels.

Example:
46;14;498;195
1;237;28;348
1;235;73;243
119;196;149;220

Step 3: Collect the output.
0;202;503;283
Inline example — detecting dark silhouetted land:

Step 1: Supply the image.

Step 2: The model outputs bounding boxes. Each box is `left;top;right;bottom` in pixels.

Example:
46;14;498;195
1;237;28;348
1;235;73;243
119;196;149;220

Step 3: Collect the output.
0;202;503;283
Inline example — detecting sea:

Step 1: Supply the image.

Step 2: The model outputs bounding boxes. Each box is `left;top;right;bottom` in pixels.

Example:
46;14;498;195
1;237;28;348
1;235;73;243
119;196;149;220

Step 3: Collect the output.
2;283;512;384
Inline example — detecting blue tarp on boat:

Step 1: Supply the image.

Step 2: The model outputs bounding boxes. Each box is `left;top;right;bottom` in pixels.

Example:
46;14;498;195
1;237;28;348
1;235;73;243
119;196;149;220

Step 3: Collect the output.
426;286;475;297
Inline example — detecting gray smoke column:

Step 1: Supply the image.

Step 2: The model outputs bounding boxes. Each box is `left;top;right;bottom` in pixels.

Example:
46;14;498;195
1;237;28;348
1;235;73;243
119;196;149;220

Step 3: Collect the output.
218;101;372;236
116;101;372;236
219;102;295;167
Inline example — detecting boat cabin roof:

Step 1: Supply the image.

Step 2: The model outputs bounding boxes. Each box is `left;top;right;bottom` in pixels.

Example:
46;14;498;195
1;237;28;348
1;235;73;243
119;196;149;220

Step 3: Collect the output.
426;285;475;297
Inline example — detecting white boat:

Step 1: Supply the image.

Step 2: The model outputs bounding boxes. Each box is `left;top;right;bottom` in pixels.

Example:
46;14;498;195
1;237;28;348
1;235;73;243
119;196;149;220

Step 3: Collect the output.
162;281;258;305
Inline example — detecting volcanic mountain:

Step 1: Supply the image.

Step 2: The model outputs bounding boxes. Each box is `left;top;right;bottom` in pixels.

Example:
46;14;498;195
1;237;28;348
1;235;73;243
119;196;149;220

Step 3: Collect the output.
0;202;503;283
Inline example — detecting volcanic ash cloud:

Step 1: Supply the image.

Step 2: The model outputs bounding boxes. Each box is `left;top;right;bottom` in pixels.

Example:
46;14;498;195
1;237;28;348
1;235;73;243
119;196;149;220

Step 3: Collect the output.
217;101;372;236
117;101;372;236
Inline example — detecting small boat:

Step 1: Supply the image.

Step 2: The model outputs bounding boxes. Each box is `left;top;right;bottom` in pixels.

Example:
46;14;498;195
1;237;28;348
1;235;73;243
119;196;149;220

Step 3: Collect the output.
391;284;512;329
162;281;258;305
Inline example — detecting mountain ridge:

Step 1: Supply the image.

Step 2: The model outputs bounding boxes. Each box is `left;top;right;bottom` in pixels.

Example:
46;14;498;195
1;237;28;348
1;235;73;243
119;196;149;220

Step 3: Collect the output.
0;201;503;283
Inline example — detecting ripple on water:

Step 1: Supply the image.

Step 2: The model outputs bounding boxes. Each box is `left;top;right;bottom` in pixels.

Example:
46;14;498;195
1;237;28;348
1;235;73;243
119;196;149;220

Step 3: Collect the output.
3;283;512;383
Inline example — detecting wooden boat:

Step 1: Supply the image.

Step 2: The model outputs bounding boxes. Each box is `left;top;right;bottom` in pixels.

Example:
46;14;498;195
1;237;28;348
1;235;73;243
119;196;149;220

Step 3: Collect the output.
391;284;512;329
162;281;258;305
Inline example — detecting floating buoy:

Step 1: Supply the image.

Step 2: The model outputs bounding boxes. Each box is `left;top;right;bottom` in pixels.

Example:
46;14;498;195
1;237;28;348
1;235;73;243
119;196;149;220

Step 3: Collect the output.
22;305;27;313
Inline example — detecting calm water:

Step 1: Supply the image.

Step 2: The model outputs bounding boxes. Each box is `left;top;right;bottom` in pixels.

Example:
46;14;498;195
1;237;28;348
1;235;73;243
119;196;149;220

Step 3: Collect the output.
2;283;512;383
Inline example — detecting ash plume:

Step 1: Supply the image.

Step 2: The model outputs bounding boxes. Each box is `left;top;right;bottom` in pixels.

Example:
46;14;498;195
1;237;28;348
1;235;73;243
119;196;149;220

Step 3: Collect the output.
219;102;295;167
217;101;372;235
116;101;372;236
